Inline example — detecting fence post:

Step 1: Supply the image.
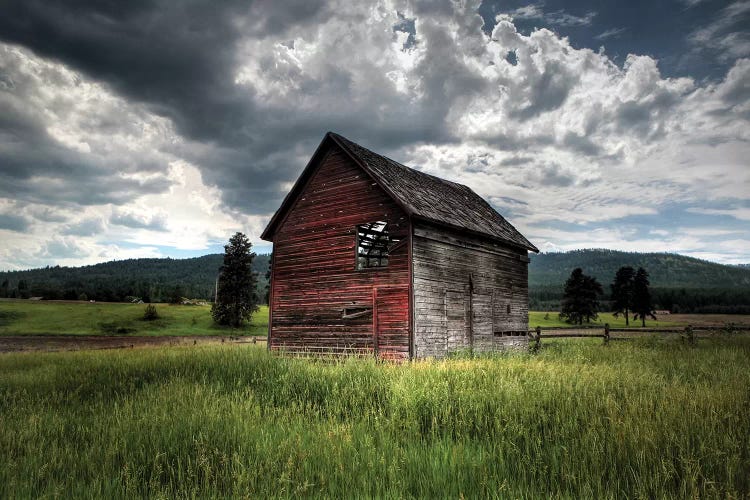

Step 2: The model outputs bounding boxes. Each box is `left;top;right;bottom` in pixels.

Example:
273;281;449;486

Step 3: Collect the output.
604;323;610;344
535;326;542;351
685;325;694;345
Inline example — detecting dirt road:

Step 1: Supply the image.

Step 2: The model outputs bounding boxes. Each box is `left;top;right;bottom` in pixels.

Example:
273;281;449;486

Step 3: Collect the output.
0;335;265;354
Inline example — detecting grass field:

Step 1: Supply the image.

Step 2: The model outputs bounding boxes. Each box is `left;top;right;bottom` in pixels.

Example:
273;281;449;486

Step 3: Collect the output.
1;337;748;497
528;310;681;328
0;300;742;338
0;300;268;336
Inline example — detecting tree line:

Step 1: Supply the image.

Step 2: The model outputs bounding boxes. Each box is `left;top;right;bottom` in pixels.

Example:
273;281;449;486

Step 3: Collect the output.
529;249;750;288
0;254;270;303
531;285;750;314
528;249;750;314
559;266;658;326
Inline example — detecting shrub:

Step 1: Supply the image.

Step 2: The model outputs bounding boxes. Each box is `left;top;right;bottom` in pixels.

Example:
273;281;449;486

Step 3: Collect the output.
143;304;159;321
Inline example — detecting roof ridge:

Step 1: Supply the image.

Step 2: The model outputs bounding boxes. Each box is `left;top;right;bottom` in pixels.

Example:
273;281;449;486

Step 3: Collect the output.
327;131;537;252
328;131;472;190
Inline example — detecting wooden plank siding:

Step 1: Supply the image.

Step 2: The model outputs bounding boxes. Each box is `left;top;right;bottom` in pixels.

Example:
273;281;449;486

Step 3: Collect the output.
412;223;530;358
269;146;411;358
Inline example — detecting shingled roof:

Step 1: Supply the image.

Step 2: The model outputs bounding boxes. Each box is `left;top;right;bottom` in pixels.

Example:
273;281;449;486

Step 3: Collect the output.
261;132;538;252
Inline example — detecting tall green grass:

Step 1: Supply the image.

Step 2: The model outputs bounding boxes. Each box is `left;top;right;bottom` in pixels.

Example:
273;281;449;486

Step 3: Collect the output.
1;337;748;497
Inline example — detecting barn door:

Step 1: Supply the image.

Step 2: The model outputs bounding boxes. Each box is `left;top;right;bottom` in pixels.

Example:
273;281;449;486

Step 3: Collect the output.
445;289;471;351
471;293;493;348
374;286;410;359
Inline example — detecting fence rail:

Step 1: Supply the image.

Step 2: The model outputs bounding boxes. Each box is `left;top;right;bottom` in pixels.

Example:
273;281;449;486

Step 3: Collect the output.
524;324;735;349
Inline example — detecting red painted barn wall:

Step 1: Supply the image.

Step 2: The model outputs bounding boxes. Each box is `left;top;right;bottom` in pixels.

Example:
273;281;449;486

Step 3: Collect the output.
269;145;411;357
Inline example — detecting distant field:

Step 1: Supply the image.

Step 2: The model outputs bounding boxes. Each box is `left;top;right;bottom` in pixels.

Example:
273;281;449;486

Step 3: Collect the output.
1;338;748;497
2;300;748;338
0;300;268;336
528;311;683;328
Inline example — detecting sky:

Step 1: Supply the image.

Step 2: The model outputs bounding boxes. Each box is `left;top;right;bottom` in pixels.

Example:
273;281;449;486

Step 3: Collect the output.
0;0;748;270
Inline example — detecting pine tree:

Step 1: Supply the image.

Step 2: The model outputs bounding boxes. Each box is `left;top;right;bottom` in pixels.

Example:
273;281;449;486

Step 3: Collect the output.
169;284;185;304
17;279;30;299
559;268;603;325
211;232;258;327
632;267;656;327
610;266;635;326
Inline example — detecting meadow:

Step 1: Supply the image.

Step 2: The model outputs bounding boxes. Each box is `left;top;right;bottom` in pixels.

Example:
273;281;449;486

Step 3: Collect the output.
0;300;268;336
528;310;681;329
1;337;748;498
0;299;684;338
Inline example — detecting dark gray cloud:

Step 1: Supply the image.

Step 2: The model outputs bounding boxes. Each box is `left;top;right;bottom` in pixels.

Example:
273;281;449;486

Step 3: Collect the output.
110;211;167;231
62;217;105;236
0;1;253;143
0;212;30;232
562;131;602;157
27;207;68;223
0;45;174;206
500;156;534;166
526;163;576;187
0;0;474;215
510;60;578;119
0;0;337;214
0;131;172;206
614;83;686;141
718;58;750;106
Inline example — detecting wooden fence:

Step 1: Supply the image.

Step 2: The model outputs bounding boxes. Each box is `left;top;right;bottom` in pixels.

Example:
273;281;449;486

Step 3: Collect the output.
527;324;710;349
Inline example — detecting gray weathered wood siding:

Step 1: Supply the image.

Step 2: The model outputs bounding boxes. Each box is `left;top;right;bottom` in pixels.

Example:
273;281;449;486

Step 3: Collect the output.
412;223;529;358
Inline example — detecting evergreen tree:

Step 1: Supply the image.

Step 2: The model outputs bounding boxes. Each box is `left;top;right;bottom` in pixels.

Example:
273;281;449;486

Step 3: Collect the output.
559;268;603;325
17;279;30;299
0;279;8;298
212;232;258;327
632;267;656;327
169;284;185;304
610;266;635;326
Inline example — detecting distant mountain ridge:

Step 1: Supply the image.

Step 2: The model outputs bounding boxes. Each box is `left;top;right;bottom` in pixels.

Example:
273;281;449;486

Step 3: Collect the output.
529;249;750;289
0;254;270;302
2;250;749;309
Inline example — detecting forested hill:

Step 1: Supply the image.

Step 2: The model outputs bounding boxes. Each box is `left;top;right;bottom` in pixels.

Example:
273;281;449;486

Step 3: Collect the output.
0;254;270;303
529;249;750;288
2;249;749;310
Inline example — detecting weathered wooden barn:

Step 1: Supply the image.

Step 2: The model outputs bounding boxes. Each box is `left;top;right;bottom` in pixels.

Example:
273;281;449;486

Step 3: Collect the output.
261;132;538;359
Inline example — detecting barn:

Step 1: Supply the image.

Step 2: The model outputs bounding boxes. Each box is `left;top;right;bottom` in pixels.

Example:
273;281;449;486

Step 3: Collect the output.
261;132;538;359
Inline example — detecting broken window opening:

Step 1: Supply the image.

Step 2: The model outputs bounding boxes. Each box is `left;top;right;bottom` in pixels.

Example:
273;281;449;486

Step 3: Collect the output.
342;307;372;320
356;221;398;269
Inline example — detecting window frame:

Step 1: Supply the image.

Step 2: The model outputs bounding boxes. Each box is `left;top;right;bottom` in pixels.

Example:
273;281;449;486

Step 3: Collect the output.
355;221;394;270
